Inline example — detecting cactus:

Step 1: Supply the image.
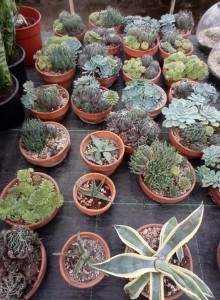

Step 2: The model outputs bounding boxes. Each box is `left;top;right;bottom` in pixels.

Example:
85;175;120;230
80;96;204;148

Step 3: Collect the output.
125;27;158;49
122;80;164;112
85;134;119;165
53;11;85;36
180;123;209;151
172;80;194;98
129;140;194;196
0;273;26;300
208;134;220;146
89;6;124;28
175;10;194;31
105;107;160;148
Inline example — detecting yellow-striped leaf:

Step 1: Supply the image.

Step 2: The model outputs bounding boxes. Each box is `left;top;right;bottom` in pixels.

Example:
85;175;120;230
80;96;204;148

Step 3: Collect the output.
124;274;150;299
149;272;164;300
115;225;155;256
93;253;157;278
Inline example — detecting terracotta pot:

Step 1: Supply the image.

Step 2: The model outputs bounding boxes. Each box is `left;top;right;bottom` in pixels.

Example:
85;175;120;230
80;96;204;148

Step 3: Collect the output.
168;79;198;102
35;62;76;90
16;6;42;66
59;232;110;288
122;67;161;84
123;39;159;59
95;75;117;88
106;43;121;56
209;187;220;207
73;172;116;216
125;224;193;300
0;172;61;229
124;145;135;155
169;128;203;159
54;30;85;42
19;121;71;167
88;20;123;34
80;130;125;175
20;241;47;299
30;85;70;122
158;42;193;61
138;163;196;204
217;242;220;272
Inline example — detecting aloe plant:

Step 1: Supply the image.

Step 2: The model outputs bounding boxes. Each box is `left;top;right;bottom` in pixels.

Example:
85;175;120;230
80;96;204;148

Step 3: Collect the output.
77;177;110;201
93;204;213;300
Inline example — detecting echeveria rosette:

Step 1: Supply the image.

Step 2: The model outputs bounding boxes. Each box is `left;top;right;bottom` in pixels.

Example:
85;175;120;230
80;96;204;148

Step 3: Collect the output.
162;99;201;128
199;105;220;127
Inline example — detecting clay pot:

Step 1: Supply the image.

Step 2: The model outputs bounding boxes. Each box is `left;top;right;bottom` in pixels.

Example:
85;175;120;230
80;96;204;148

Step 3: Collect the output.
209;187;220;207
138;163;196;204
106;43;121;56
59;232;110;288
169;128;203;159
125;224;193;300
30;85;70;122
0;172;60;229
217;242;220;272
124;145;135;156
95;75;117;88
73;172;116;216
35;62;76;90
123;39;159;59
158;42;193;61
16;6;42;66
80;130;125;175
122;67;161;84
54;30;85;42
19;121;71;167
72;104;112;124
88;20;123;34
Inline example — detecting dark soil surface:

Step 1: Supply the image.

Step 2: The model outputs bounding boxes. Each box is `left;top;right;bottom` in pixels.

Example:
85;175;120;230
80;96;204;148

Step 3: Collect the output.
21;0;217;33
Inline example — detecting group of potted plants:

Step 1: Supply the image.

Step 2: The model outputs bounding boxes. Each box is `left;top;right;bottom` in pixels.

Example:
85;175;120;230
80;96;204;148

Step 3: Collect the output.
0;3;219;299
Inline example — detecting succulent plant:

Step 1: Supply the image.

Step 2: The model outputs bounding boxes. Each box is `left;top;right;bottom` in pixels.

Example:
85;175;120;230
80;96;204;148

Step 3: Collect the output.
21;118;57;152
53;11;85;36
84;28;121;47
164;52;208;81
93;204;212;300
72;75;118;113
208;134;220;146
76;177;110;201
129;140;194;197
0;272;26;300
123;15;160;33
124;26;158;50
199;105;220;127
21;81;62;112
89;6;124;28
85;134;119;165
0;168;64;223
78;43;107;68
105;107;160;149
123;56;160;80
34;36;82;72
175;10;194;32
122;80;164;112
161;35;192;54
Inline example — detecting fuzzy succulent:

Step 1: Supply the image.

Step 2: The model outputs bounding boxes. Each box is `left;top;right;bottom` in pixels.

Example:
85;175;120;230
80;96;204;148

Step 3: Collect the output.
72;75;118;113
34;36;82;72
124;26;158;50
122;79;164;112
129;140;194;197
105;107;160;149
21;118;57;152
85;134;119;165
53;11;85;36
164;52;208;81
89;6;124;28
21;81;62;112
123;56;160;80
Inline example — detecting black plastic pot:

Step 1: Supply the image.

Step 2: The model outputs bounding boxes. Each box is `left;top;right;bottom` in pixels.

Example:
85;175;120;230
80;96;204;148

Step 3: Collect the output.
8;45;27;93
0;75;24;131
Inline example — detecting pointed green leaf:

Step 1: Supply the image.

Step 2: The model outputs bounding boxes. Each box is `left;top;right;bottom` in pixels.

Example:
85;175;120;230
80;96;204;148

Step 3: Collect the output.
124;274;150;300
103;151;112;163
77;232;84;255
90;134;103;151
93;253;157;278
149;273;164;300
156;204;204;261
114;225;155;256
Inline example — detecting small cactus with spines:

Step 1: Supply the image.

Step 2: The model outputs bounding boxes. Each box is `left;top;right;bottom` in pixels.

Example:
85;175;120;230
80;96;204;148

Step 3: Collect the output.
125;27;158;50
89;6;124;28
175;10;194;32
53;11;85;36
180;123;209;151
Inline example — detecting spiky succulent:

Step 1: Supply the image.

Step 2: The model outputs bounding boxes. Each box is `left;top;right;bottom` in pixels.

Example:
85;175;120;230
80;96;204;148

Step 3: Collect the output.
122;80;164;112
124;26;158;50
76;177;110;201
175;10;194;31
89;6;124;28
84;28;121;47
53;11;85;36
78;43;107;68
105;107;160;148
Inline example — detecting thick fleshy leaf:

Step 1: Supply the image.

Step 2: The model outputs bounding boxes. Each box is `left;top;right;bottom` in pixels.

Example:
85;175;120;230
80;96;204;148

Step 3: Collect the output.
155;259;211;300
93;253;157;278
149;273;164;300
124;274;150;299
171;265;214;298
156;204;204;261
160;217;184;261
114;225;155;256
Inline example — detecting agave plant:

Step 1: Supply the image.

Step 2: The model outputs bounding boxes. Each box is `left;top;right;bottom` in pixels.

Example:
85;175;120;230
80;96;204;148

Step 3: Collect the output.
93;204;213;300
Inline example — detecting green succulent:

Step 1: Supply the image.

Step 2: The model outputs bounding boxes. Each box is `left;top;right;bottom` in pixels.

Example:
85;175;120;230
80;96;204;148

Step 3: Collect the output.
84;28;121;47
76;177;110;201
93;204;213;300
161;35;192;54
53;11;85;36
89;6;124;28
124;15;160;33
124;27;158;50
0;168;64;223
175;10;194;31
